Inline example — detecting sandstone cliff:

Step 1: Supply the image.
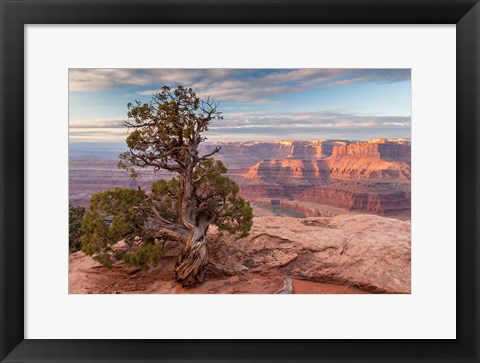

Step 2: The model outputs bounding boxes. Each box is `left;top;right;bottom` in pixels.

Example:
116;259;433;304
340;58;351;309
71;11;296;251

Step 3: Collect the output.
246;159;332;180
285;140;348;159
199;139;349;167
242;141;411;182
326;142;411;181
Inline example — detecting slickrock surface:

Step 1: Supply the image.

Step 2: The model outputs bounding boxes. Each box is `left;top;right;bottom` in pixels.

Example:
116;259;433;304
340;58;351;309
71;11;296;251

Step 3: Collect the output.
69;214;410;294
221;215;411;294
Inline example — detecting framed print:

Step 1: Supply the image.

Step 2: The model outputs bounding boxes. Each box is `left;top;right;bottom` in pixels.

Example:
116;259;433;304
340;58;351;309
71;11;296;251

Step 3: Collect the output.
1;0;479;362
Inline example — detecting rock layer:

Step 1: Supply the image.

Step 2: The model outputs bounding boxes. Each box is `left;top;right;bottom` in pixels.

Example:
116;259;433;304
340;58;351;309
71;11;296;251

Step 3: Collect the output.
246;159;331;180
330;142;410;160
299;182;411;216
326;142;411;181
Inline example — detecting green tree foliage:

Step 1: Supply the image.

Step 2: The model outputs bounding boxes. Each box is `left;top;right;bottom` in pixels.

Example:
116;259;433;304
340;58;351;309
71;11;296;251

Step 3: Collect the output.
69;205;85;253
193;159;253;237
81;188;154;267
123;243;165;271
81;86;253;286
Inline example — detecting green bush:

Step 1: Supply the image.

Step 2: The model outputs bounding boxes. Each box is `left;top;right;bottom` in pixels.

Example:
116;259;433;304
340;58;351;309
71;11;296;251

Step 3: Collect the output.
123;243;165;271
69;204;85;253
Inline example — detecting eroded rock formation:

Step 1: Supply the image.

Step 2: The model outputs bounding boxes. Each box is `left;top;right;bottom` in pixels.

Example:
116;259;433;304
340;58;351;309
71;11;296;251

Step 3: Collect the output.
326;142;411;181
235;139;411;217
199;140;349;167
245;159;332;180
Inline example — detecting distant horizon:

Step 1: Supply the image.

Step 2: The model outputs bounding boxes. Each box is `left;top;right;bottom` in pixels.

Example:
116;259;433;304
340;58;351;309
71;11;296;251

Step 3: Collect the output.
69;136;411;159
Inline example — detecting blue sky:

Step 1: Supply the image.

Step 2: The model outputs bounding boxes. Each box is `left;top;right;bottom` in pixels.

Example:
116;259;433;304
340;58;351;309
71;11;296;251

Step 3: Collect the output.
69;68;411;150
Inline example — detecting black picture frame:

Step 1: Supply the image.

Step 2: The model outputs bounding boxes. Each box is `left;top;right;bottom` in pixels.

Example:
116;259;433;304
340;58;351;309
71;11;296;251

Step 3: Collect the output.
1;0;479;362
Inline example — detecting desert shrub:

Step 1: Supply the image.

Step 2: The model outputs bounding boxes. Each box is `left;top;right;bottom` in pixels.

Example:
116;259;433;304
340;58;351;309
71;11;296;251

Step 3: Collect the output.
69;204;85;253
81;188;145;266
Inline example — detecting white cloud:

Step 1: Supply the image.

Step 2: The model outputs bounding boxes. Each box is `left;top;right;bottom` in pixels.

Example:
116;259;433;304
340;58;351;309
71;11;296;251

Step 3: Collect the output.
69;127;129;142
69;68;411;103
69;69;239;92
69;110;411;144
69;118;124;128
215;110;411;130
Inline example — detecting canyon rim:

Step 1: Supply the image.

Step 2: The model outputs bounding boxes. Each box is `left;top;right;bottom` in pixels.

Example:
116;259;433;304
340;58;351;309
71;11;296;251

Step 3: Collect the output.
69;68;411;294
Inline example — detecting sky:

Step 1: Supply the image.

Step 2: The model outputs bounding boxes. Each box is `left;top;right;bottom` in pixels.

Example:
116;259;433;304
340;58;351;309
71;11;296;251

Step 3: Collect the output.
69;68;411;155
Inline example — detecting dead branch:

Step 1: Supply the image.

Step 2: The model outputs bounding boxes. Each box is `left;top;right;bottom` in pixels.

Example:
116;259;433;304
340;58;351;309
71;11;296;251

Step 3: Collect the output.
275;277;294;294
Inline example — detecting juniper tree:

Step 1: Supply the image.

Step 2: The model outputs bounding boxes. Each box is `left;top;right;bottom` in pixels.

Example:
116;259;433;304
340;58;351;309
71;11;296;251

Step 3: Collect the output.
81;86;253;287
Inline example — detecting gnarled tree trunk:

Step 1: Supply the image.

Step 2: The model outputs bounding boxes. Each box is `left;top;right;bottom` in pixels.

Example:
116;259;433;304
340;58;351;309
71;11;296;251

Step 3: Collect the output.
174;165;211;287
175;218;210;287
173;150;237;287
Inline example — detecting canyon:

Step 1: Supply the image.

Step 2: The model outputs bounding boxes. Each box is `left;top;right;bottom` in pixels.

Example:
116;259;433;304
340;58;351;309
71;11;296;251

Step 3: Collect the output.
70;138;411;218
224;138;411;218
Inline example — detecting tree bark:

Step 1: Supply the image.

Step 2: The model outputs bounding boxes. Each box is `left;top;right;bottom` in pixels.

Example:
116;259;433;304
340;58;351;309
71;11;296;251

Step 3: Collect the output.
173;156;212;287
175;219;210;287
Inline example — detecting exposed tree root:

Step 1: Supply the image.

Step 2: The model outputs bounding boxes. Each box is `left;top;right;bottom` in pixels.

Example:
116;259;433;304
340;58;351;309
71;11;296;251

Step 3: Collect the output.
205;262;236;277
275;277;294;294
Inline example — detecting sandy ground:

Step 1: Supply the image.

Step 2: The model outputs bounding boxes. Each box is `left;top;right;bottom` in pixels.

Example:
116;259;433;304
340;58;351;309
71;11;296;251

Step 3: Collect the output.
69;251;366;294
291;279;368;294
